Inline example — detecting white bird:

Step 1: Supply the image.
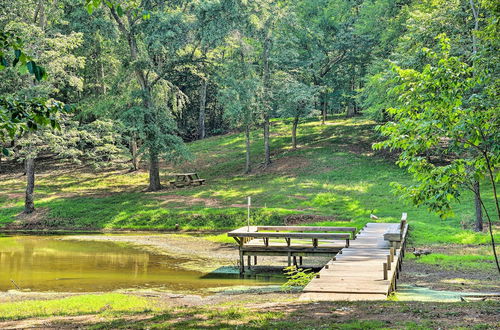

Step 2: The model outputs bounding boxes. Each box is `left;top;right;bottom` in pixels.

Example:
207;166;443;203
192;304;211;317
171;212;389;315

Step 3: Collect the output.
370;210;379;220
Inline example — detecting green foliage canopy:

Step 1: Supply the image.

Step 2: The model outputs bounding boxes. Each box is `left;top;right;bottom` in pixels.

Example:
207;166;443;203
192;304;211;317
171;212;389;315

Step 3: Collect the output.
374;36;499;219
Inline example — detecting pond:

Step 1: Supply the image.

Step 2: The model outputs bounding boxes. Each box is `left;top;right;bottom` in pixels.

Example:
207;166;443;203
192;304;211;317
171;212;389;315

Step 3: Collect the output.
0;235;282;293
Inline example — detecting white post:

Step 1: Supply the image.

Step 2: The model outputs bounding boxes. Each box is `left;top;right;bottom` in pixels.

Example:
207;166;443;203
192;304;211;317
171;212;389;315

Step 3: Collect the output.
247;196;251;232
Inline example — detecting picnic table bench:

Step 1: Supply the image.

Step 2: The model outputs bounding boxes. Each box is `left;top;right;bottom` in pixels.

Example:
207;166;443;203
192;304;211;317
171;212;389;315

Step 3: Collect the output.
169;173;205;188
228;225;357;274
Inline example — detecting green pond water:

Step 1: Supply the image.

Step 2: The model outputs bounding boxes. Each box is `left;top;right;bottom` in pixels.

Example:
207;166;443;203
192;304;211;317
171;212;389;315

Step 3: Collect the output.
0;235;282;293
395;285;499;302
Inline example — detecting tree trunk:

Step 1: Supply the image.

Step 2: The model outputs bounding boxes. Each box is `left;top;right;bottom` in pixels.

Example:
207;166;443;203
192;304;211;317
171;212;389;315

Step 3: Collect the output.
130;134;139;171
99;60;106;94
322;94;327;124
245;126;251;174
198;78;207;139
292;116;299;149
147;152;162;191
263;115;271;166
468;0;487;236
24;157;35;214
94;32;107;95
473;180;483;231
34;0;46;29
469;0;479;56
346;105;355;118
143;96;162;190
262;30;272;167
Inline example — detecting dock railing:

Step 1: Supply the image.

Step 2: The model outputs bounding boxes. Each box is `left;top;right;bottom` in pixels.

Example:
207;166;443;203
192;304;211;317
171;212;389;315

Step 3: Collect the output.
383;213;409;295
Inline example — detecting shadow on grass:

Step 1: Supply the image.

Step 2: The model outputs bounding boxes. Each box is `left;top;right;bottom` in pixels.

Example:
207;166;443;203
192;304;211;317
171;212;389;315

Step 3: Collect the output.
85;300;499;329
0;191;290;230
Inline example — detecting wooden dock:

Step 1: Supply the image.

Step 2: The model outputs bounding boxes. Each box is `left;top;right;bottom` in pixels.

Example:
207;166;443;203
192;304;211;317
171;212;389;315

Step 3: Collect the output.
301;215;409;301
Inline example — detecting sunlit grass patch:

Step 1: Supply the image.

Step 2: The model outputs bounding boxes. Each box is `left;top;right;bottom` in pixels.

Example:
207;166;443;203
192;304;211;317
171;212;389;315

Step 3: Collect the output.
200;233;238;244
406;253;496;270
408;221;496;245
441;278;481;285
0;293;156;321
164;307;286;328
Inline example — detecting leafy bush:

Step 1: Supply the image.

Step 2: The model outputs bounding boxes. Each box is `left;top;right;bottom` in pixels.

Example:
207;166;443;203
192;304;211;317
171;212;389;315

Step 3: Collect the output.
281;266;317;291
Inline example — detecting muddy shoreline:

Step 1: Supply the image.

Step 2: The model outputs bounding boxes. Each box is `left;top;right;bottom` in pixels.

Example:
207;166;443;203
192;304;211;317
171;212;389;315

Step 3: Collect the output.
60;233;330;274
0;228;226;234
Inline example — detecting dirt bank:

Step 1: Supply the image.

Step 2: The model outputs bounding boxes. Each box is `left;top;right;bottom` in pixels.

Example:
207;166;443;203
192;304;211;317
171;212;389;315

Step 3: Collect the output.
63;234;238;273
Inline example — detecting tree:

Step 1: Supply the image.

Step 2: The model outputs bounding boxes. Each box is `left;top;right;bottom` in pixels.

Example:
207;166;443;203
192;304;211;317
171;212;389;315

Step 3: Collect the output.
1;6;74;213
14;117;125;213
374;36;499;273
3;5;84;213
274;74;318;149
192;0;243;140
218;35;262;174
361;0;492;231
87;1;192;191
288;0;359;119
0;28;63;156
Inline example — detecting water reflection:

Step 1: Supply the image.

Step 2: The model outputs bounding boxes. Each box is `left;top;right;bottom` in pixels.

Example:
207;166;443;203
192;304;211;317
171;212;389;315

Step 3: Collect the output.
0;236;281;292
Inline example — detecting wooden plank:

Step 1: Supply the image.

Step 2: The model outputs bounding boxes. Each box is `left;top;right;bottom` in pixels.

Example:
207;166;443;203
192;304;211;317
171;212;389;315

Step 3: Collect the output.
256;226;356;233
242;246;343;252
365;222;393;226
318;272;387;279
304;280;391;291
242;251;338;257
338;250;391;255
228;226;259;234
300;292;387;301
334;256;388;261
244;240;346;247
245;238;347;246
243;241;345;247
305;278;391;287
229;226;356;235
347;243;390;249
229;232;350;239
304;285;389;294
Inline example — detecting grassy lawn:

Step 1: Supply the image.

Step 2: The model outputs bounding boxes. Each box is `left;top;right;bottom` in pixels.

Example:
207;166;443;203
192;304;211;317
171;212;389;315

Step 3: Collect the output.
0;116;498;268
0;293;155;321
0;292;498;329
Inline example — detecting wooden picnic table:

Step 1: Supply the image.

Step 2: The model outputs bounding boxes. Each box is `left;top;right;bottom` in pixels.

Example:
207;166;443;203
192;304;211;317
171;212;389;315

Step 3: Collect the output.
169;173;205;188
227;225;357;274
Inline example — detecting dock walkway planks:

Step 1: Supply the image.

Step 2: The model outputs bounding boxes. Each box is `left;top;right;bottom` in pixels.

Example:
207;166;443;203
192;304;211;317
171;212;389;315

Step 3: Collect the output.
301;221;408;301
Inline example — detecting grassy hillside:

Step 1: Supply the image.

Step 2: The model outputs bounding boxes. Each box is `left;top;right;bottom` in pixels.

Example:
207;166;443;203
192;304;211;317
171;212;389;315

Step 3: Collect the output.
0;117;498;251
